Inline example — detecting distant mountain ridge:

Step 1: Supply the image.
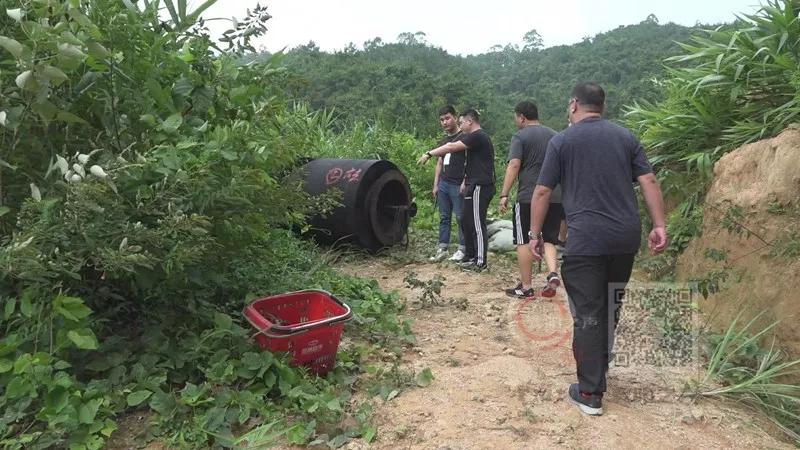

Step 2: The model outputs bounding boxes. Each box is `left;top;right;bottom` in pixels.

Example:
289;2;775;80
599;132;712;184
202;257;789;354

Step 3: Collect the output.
272;18;706;142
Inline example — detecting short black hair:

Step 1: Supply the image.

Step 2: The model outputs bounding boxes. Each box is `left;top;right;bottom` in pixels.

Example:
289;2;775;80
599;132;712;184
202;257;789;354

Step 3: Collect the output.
438;105;456;116
514;101;539;120
459;108;480;123
570;82;605;113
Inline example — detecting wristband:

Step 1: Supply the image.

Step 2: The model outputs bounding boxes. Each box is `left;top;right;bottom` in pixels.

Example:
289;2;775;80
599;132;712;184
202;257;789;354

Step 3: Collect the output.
500;195;508;198
426;151;432;157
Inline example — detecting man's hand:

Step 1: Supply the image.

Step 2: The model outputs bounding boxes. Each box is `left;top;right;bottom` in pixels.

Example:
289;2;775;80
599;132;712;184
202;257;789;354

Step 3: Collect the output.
499;196;509;214
431;184;438;198
459;180;466;195
648;226;668;255
529;235;544;261
417;153;432;165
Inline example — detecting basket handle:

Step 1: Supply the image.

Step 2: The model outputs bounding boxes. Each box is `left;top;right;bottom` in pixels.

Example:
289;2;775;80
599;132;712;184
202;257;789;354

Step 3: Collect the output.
243;312;309;339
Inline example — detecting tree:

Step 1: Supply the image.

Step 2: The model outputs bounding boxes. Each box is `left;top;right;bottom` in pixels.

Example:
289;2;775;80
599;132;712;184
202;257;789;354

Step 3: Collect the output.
397;31;427;45
522;28;543;51
363;37;383;50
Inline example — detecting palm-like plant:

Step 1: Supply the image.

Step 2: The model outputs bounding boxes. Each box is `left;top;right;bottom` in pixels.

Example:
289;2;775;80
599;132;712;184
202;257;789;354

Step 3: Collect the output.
625;0;800;181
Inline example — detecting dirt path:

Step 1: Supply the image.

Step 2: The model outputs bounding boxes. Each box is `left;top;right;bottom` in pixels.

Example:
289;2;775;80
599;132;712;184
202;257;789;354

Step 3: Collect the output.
337;258;791;450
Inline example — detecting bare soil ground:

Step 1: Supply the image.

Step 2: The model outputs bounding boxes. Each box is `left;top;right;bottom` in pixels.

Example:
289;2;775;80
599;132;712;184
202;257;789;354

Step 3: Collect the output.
335;256;791;450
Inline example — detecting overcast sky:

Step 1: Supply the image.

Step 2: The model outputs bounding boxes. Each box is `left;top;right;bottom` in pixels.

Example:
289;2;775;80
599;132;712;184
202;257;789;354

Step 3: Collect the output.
199;0;762;55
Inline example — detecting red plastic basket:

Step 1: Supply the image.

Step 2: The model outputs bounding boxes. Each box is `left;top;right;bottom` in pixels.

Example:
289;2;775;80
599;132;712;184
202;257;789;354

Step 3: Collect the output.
243;290;352;375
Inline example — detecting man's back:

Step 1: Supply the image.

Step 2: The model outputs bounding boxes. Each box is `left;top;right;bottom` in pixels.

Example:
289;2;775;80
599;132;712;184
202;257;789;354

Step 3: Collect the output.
510;125;557;202
539;117;652;255
462;129;495;185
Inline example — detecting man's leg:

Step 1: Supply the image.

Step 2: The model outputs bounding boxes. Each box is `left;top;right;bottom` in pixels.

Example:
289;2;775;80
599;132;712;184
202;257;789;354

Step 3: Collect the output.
562;255;609;395
599;253;636;392
447;181;466;254
461;185;477;263
541;203;564;295
513;203;533;289
436;182;453;250
474;184;495;267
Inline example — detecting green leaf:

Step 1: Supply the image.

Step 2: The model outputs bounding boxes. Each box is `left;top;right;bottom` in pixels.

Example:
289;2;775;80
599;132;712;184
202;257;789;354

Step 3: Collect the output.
58;42;86;60
161;113;183;132
19;291;33;318
46;387;70;413
214;312;232;330
87;41;110;58
67;8;93;28
41;66;69;86
56;111;87;124
362;426;377;443
0;36;23;58
0;359;12;373
13;354;31;373
149;391;177;416
79;398;102;424
67;328;99;350
55;296;92;321
126;390;152;406
3;297;16;319
172;77;193;97
328;434;348;448
0;206;10;217
5;377;30;398
54;360;72;370
146;79;175;112
415;368;434;387
32;100;59;121
326;398;342;411
100;419;117;437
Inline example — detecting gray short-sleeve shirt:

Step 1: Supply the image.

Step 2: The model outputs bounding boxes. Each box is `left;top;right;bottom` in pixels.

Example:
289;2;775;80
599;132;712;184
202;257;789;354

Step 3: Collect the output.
507;124;558;203
537;117;653;256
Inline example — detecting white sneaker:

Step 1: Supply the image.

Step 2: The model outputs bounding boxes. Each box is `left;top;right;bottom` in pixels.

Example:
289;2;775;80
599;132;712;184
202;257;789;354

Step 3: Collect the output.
429;248;448;261
449;249;465;261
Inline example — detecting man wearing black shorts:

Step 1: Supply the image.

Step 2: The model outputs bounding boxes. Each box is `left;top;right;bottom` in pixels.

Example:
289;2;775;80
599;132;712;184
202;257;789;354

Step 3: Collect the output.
497;101;558;298
419;108;496;270
529;82;667;416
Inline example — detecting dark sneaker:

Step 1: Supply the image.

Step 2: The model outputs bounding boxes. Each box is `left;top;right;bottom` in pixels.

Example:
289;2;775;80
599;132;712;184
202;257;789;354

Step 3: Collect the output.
505;284;535;299
461;261;488;273
504;282;522;295
567;383;603;416
457;257;476;267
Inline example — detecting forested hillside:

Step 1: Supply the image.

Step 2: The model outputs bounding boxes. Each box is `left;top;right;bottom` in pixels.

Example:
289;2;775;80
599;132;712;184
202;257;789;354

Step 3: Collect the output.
276;17;696;143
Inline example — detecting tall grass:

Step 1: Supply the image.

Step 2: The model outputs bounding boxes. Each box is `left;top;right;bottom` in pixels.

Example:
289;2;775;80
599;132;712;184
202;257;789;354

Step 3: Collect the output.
698;311;800;443
626;0;800;184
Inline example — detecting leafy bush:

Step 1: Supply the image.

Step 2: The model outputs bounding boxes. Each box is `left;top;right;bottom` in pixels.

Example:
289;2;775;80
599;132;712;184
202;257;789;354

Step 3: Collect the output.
0;1;416;447
626;0;800;189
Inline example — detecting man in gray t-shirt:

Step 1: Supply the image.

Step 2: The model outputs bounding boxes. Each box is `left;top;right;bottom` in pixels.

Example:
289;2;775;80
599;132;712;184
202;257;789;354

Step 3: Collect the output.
529;82;668;417
498;101;559;298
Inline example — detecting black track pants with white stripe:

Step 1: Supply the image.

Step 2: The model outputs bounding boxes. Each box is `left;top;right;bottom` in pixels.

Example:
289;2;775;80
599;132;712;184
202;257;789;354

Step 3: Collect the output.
462;183;495;266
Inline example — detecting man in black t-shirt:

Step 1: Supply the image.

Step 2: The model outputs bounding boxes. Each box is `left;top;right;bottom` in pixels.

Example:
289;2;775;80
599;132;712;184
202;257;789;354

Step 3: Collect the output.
529;82;668;417
429;106;467;262
419;108;495;270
